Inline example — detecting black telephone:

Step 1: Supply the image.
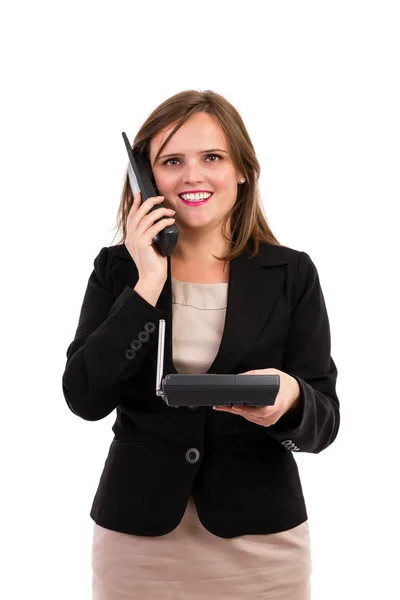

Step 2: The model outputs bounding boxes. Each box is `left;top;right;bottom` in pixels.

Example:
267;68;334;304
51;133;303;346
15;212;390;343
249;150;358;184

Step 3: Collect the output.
122;132;179;257
122;133;279;409
155;319;280;409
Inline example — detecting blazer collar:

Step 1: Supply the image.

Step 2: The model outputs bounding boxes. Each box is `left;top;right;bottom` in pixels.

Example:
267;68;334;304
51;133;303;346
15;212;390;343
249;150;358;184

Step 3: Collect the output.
113;242;288;376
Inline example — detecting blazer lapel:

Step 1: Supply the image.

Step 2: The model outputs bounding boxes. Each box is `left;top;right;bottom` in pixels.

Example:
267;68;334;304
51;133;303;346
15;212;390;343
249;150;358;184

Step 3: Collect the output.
111;241;288;376
155;242;289;376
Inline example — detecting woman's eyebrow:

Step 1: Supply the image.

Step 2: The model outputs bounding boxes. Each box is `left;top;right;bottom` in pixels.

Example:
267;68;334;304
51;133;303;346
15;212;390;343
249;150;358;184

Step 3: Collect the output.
157;148;229;161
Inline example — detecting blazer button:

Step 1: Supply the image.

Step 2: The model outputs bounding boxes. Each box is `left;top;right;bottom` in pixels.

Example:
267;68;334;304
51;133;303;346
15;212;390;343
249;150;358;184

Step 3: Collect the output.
144;322;156;333
138;331;150;343
124;348;136;360
130;339;142;351
187;405;198;411
282;439;297;451
185;448;200;464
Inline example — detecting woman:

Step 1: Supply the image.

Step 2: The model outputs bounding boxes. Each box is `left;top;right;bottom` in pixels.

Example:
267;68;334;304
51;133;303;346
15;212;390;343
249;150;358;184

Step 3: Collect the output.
62;89;340;599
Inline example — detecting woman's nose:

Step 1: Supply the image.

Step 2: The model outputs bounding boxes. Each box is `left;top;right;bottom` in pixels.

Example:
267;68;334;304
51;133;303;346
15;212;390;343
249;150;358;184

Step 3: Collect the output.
183;162;205;182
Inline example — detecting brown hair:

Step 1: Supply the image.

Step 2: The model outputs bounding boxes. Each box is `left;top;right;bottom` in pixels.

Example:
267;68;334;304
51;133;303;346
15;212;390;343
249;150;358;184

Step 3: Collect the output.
110;89;282;262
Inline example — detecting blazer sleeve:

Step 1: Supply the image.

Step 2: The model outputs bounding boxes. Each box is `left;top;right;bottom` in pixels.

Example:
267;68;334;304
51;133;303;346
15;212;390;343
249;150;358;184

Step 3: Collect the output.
266;251;340;453
61;246;165;421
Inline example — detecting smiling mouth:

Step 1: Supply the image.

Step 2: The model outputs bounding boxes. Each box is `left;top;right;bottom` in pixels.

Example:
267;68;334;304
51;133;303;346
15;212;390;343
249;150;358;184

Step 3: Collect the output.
178;192;213;205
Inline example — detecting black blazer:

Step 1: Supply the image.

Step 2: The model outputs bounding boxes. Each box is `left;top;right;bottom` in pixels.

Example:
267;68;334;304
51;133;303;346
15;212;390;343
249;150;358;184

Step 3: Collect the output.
62;240;340;538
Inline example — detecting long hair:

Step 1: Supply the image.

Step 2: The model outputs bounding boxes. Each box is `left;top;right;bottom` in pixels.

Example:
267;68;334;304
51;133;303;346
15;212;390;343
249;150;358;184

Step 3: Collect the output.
111;89;282;262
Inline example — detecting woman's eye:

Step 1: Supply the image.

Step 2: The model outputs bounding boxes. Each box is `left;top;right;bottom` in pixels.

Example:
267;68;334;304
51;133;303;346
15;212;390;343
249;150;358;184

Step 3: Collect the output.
163;154;221;166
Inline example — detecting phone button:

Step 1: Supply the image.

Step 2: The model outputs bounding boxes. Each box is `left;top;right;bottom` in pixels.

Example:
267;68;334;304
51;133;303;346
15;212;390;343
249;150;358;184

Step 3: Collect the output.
187;405;199;411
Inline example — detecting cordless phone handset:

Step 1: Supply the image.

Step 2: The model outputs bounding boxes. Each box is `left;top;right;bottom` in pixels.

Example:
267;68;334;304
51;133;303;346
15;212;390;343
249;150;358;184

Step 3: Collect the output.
122;132;179;257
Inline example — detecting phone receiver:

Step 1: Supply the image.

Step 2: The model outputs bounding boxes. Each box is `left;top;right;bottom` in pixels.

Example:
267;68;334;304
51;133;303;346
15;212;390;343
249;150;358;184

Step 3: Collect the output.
122;132;179;257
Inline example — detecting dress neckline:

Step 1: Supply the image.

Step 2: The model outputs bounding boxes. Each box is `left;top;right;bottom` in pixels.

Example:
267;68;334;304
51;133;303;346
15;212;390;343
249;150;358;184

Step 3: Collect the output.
171;277;228;286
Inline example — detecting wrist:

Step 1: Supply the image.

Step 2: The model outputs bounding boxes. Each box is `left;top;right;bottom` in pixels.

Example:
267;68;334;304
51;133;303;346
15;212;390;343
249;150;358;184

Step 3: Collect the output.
139;274;166;285
134;277;166;307
288;377;301;413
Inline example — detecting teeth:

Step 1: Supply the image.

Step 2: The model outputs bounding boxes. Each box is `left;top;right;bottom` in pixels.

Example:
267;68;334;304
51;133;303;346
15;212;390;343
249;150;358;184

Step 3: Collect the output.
180;192;212;202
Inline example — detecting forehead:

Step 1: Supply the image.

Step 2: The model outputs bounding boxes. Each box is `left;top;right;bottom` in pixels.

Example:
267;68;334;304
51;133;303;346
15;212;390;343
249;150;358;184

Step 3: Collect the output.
149;113;227;160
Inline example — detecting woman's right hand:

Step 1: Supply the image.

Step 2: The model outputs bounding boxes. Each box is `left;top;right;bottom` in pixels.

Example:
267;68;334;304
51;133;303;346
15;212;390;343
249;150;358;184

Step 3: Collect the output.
125;192;176;281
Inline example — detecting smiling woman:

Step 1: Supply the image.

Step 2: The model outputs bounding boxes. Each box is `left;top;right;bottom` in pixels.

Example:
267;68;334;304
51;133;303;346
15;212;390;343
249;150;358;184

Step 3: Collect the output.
62;89;339;600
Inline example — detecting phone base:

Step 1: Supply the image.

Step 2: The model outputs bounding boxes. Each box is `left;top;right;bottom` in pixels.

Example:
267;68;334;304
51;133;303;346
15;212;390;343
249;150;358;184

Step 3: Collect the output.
157;374;280;408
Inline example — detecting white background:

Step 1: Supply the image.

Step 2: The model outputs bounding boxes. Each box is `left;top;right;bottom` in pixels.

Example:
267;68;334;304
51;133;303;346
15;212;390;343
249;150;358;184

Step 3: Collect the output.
1;1;399;598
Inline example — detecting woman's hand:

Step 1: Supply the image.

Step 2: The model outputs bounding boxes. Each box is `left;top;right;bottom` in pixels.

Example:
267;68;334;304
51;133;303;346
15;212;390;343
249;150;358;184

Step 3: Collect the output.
213;368;301;427
125;192;176;281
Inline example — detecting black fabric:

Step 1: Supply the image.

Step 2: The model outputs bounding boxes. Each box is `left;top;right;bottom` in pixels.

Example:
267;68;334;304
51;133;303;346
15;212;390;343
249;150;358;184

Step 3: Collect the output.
62;241;340;537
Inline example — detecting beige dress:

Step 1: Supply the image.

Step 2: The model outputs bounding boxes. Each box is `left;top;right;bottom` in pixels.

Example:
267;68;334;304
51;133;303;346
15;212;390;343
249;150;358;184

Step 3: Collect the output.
91;278;313;599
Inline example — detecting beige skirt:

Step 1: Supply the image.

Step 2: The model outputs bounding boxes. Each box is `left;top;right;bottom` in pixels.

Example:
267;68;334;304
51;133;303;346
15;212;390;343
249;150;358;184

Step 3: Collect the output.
92;495;312;600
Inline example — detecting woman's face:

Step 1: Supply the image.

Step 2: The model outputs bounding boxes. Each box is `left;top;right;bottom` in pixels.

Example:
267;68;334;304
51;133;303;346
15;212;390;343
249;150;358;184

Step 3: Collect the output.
149;112;242;235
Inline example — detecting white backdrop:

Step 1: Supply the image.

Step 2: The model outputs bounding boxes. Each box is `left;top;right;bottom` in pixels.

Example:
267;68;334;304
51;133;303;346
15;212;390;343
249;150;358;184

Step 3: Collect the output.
1;1;399;598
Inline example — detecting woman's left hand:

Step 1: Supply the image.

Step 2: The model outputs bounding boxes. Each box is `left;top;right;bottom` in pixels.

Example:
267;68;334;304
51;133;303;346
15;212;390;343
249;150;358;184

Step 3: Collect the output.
213;368;301;427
